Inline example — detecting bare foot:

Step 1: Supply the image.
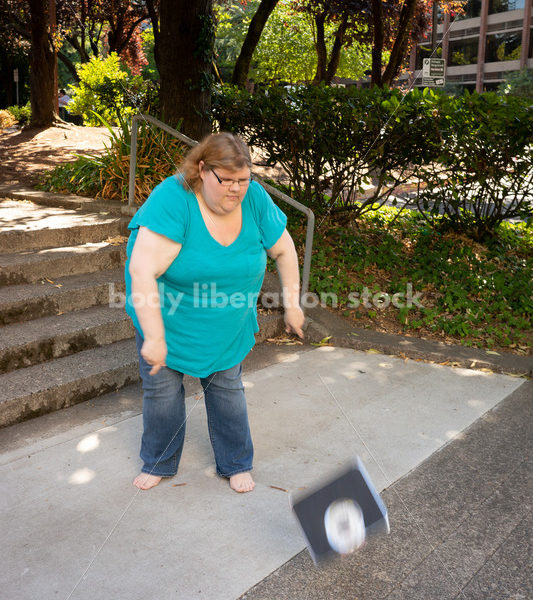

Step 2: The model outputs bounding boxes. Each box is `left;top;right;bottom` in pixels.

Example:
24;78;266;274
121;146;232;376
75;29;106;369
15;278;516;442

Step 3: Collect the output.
133;473;162;490
229;472;255;493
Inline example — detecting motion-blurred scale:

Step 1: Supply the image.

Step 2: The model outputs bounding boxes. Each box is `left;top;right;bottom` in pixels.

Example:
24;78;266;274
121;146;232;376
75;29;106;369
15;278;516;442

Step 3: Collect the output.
290;457;390;564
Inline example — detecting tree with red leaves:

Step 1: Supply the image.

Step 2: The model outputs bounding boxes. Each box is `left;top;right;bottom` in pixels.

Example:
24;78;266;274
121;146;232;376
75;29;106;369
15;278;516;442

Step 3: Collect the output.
57;0;149;78
0;1;149;83
293;0;465;86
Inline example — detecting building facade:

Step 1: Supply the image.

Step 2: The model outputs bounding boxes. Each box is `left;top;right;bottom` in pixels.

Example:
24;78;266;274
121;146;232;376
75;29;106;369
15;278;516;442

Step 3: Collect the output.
411;0;533;91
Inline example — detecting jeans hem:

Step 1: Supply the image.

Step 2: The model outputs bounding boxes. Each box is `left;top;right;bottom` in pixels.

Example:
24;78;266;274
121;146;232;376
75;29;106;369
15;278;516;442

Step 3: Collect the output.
141;468;177;477
217;467;253;478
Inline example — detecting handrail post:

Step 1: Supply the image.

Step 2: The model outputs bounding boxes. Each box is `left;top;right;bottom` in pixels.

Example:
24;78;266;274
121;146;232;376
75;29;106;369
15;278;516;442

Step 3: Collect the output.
128;115;140;209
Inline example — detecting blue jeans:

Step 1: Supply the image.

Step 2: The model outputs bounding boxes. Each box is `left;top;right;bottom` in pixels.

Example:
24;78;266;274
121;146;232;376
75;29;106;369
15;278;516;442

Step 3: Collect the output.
135;331;253;478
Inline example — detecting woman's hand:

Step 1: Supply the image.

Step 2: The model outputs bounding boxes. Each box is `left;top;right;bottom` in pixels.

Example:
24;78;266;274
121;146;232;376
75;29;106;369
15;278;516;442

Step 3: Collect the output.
284;306;305;339
141;337;167;375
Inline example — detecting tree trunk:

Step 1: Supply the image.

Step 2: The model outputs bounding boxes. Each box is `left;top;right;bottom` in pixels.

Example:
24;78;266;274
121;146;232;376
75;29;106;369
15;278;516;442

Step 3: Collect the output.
231;0;279;88
146;0;160;65
156;0;214;140
66;34;90;63
371;0;384;87
382;0;418;86
324;15;349;85
312;11;328;84
29;0;57;127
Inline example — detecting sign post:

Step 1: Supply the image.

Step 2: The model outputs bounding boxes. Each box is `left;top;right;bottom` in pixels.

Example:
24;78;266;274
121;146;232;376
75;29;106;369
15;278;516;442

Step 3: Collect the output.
422;58;446;87
13;69;19;105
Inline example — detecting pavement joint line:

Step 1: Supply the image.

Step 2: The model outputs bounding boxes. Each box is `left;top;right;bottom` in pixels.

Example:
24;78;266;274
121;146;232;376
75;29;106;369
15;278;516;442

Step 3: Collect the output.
63;380;208;600
318;372;470;600
451;507;532;600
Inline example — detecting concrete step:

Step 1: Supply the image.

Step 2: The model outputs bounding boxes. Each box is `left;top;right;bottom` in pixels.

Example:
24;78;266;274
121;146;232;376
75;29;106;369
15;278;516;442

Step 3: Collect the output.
0;339;139;428
0;198;128;253
0;187;125;215
0;306;283;374
0;241;126;285
0;305;134;373
0;268;125;325
0;311;283;428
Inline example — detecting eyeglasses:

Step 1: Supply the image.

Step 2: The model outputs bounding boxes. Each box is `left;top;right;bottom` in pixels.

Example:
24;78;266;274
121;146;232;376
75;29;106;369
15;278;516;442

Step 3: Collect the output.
211;169;251;188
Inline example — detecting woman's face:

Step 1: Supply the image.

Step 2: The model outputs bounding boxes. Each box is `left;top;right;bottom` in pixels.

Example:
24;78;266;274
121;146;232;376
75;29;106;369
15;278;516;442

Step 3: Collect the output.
198;161;251;215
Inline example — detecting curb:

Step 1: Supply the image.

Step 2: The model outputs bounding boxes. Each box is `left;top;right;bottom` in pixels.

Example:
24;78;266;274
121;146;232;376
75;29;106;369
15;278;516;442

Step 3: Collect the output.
304;306;532;377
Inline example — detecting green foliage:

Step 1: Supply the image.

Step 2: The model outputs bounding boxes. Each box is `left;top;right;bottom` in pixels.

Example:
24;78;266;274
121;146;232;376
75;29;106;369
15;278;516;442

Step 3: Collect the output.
214;84;441;214
215;0;371;83
68;54;131;125
498;68;533;99
253;0;370;83
215;84;532;240
288;206;532;351
252;1;317;83
68;53;158;125
39;112;186;204
140;26;159;81
38;155;103;197
6;102;31;125
57;43;81;89
215;0;256;81
416;91;533;241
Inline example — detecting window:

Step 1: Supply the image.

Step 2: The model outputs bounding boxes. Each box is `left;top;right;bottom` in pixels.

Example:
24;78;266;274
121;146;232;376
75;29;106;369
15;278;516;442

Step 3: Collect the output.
415;44;442;70
485;32;522;62
449;38;479;65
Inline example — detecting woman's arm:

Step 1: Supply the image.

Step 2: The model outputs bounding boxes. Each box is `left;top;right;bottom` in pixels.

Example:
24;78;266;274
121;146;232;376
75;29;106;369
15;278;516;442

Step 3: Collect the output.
267;229;305;338
129;226;182;374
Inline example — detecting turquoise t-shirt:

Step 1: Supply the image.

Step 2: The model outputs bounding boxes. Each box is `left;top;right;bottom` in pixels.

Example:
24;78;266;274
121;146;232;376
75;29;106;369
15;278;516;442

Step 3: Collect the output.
125;175;287;377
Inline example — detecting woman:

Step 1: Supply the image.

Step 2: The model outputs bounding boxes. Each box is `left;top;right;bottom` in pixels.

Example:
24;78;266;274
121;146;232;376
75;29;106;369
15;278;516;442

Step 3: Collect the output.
125;132;305;493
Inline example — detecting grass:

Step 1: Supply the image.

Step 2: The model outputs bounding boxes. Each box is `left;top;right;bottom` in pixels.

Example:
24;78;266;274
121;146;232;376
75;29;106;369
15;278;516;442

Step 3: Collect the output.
285;204;532;355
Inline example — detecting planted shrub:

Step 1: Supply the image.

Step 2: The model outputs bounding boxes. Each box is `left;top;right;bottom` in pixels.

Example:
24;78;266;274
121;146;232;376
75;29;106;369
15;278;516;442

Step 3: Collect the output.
40;113;186;203
0;110;16;129
214;85;532;240
415;91;533;241
213;84;441;216
68;54;158;126
7;103;31;126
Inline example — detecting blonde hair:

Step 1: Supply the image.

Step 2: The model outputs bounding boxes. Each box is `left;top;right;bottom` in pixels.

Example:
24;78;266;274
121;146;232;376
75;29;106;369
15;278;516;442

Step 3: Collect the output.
178;132;252;192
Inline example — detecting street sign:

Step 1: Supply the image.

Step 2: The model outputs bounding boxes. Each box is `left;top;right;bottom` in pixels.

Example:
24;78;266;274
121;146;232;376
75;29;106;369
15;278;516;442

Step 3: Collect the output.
422;58;445;87
13;68;19;82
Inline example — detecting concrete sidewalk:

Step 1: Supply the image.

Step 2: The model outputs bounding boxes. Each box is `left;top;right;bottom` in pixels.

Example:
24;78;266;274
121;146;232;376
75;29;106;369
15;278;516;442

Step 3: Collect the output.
0;344;528;600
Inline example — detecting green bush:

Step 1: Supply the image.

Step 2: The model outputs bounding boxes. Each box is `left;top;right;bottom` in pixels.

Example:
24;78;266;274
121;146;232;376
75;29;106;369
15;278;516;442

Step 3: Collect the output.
213;84;441;216
69;54;158;126
214;84;532;240
39;112;186;203
287;206;532;351
498;68;533;99
7;102;31;126
416;91;533;241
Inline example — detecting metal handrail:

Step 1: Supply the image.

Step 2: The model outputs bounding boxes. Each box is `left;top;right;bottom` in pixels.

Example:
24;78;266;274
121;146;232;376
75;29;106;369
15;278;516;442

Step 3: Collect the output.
125;114;314;297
